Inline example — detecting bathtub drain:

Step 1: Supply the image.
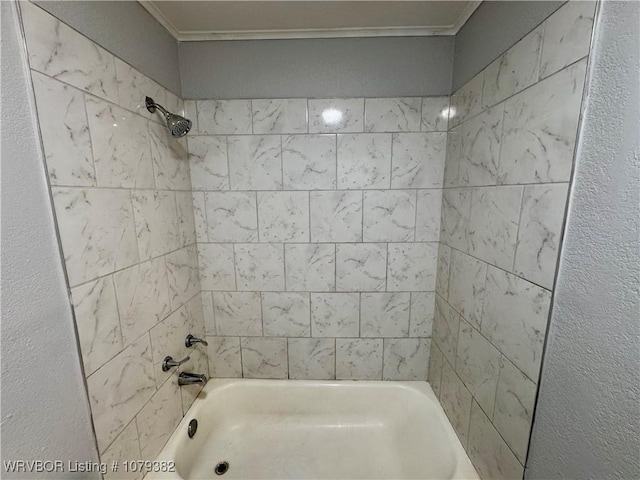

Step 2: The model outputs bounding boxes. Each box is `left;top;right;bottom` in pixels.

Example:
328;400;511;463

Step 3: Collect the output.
214;461;229;476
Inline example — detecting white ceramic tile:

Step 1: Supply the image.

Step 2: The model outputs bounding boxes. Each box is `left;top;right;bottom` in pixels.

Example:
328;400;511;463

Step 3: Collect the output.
115;58;165;120
52;188;138;286
213;292;262;336
336;243;387;292
234;243;285;291
365;97;422;132
415;190;443;242
202;291;215;334
192;192;208;242
310;191;362;242
481;266;552;380
409;292;435;337
258;191;309;242
241;337;288;379
282;134;336;189
262;292;311;337
443;129;462;188
449;72;483;128
149;121;191;190
21;2;118;102
165;245;200;310
31;71;96;186
311;293;360;338
184;100;198;132
252;99;307;134
149;304;190;388
447;250;487;328
337;134;392;189
288;338;335;380
361;292;410;337
439;359;473;447
175;191;196;247
227;135;282;190
205;191;258;242
131;190;180;260
391;133;446;188
165;90;184;117
436;243;452;300
336;338;383;380
101;420;141;480
206;336;242;378
421;96;450;132
428;344;444;397
198;243;236;291
309;98;364;133
499;60;587;184
433;295;460;366
197;99;252;135
188;136;229;191
285;244;335;291
383;338;430;381
71;276;122;376
363;190;416;242
387;242;438;291
440;188;472;253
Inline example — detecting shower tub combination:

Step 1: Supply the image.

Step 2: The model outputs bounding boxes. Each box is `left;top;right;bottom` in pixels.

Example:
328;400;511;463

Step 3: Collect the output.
149;379;478;480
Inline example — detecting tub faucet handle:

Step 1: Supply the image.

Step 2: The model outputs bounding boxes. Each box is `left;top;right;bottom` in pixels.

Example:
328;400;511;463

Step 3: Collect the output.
185;334;208;348
162;355;190;372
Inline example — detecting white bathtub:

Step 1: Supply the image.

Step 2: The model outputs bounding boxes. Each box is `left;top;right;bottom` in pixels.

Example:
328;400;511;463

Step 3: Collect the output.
149;379;478;480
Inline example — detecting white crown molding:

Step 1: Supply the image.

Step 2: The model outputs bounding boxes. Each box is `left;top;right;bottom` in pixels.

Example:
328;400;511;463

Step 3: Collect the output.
139;1;482;42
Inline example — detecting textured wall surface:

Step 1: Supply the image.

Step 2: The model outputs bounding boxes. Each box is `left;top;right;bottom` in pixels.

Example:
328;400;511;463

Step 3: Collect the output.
527;1;640;478
0;1;100;477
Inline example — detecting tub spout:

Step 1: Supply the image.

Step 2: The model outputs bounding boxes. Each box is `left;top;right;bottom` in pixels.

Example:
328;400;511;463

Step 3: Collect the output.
178;372;207;386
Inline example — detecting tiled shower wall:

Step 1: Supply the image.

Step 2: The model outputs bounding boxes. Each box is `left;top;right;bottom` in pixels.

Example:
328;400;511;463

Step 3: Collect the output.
188;96;449;380
20;1;208;472
427;2;596;479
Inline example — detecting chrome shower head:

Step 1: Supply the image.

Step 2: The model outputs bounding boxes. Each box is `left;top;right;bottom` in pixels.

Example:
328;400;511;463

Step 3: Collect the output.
146;96;192;138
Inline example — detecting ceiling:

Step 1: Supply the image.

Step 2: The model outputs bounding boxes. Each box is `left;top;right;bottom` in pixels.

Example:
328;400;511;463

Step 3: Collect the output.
139;1;481;41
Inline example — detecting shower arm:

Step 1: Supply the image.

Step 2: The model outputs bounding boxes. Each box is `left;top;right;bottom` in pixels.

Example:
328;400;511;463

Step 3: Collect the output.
146;96;169;118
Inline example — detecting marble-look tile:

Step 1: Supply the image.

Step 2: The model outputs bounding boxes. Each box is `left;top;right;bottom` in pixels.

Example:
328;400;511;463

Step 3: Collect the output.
337;134;392;189
336;243;387;292
85;97;153;188
227;135;282;190
447;250;487;328
468;186;523;270
165;245;200;310
113;258;171;346
175;191;196;247
262;292;311;337
515;184;569;289
71;276;122;376
115;58;165;120
241;337;288;379
184;100;198;133
52;188;138;286
252;99;307;134
409;292;435;337
285;244;335;291
282;134;336;189
136;377;182;460
455;320;502;414
165;90;184;118
258;191;309;242
101;420;141;480
449;72;483;128
131;190;180;260
540;1;596;79
205;191;258;242
31;72;96;186
436;243;452;299
433;295;460;365
21;2;118;102
198;243;236;291
188;136;229;191
336;339;383;380
482;26;543;109
180;295;210;413
391;133;446;188
467;401;524;480
311;293;360;337
443;130;461;188
202;291;215;335
310;191;362;242
499;60;587;184
86;335;155;452
309;98;364;133
439;359;473;447
428;344;444;397
415;190;442;242
365;97;421;132
213;292;262;336
440;188;472;253
197;99;252;135
421;97;450;132
383;338;430;381
494;356;537;463
192;192;208;243
206;337;242;378
149;305;190;387
234;243;285;291
363;190;416;242
387;242;438;291
482;266;552;380
288;338;336;380
361;293;410;337
149;122;191;190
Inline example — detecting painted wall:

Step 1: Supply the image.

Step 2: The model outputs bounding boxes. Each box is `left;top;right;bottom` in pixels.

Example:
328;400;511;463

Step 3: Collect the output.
526;1;640;478
33;0;182;96
0;1;100;477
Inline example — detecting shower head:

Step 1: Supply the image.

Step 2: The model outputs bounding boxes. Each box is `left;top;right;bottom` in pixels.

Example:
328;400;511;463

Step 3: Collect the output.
146;96;192;138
